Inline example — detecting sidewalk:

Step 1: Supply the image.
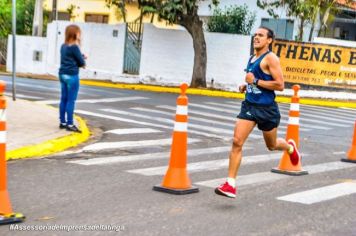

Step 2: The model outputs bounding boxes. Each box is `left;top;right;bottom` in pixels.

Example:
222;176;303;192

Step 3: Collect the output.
6;97;90;160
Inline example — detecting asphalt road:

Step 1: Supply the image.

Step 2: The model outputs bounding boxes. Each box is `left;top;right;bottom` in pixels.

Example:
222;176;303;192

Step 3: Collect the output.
1;75;356;236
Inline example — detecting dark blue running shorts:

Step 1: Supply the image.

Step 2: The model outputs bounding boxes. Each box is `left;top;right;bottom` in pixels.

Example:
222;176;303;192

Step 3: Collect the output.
237;100;281;131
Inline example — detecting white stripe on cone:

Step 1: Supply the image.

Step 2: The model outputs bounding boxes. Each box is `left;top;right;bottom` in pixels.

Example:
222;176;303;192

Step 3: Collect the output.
176;105;188;115
174;122;188;132
288;116;299;125
0;131;6;143
290;103;300;111
0;110;5;121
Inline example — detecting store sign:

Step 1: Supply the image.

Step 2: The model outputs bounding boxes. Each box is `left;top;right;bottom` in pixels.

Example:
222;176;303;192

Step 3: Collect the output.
273;39;356;89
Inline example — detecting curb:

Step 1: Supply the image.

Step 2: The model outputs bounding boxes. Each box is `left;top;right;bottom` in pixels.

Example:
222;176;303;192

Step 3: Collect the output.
6;116;90;160
80;80;356;109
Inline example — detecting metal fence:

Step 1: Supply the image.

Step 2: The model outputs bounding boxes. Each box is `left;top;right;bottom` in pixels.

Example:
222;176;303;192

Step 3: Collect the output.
0;38;7;65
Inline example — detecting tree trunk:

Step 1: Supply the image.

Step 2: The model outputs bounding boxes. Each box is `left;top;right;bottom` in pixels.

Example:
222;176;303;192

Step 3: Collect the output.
180;15;207;88
318;5;331;37
308;23;315;42
32;0;43;36
298;18;304;41
308;8;319;42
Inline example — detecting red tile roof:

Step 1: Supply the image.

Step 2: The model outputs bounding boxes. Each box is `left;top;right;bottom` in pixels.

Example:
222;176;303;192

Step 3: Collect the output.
337;0;356;10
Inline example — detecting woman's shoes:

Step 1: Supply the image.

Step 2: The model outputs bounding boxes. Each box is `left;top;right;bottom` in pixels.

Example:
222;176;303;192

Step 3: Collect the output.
66;125;82;133
59;123;67;129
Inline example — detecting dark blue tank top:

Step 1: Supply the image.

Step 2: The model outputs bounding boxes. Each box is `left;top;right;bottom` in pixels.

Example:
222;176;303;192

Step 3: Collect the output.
245;51;276;105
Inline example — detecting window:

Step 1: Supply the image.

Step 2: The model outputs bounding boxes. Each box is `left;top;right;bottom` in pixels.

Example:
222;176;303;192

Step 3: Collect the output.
49;11;70;21
261;18;294;40
85;14;109;24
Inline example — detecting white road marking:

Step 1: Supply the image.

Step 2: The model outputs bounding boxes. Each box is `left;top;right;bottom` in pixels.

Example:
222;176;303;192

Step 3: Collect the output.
303;104;356;115
75;110;229;140
68;146;233;165
36;97;147;105
4;93;43;99
196;161;355;188
277;182;356;204
126;153;283;176
101;108;261;139
82;138;200;152
105;128;161;135
203;103;327;130
332;151;346;155
131;107;297;133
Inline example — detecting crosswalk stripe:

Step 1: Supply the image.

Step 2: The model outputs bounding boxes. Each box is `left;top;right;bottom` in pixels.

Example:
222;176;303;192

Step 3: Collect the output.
76;110;172;129
192;103;334;131
211;102;355;123
163;105;308;133
300;112;353;124
130;107;295;133
76;110;228;140
195;161;356;188
299;117;348;127
4;93;43;99
101;108;262;139
158;105;236;121
292;107;356;122
126;153;283;176
210;102;349;128
189;103;239;113
36;97;147;105
276;182;356;204
68;146;234;165
105;128;161;135
205;102;239;110
303;104;356;115
82;138;200;152
206;102;297;112
220;101;351;127
196;172;288;188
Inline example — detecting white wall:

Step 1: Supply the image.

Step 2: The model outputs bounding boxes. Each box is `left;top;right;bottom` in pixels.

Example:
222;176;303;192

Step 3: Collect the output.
6;35;48;74
140;24;251;91
46;21;126;79
313;37;356;48
7;21;126;80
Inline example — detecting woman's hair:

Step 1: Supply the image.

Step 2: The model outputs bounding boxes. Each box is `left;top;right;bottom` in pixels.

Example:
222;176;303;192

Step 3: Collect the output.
65;25;81;44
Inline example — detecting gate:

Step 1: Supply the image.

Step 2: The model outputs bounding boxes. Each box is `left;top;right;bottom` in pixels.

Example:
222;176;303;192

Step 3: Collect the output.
123;22;143;74
0;38;7;65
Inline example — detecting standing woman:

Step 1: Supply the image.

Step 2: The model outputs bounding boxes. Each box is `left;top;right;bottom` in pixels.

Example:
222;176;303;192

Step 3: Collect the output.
58;24;86;133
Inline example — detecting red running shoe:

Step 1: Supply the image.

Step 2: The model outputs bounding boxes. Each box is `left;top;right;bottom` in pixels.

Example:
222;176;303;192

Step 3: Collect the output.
288;139;301;165
215;181;236;198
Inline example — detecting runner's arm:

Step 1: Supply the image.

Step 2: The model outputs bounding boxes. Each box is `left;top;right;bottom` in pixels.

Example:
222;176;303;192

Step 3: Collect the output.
256;54;284;91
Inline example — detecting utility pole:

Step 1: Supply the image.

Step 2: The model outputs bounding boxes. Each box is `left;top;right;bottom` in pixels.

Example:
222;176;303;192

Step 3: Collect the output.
52;0;58;22
32;0;43;36
12;0;16;101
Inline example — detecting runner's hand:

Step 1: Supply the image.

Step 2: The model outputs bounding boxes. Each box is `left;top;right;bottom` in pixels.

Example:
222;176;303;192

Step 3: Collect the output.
239;84;246;93
245;72;255;84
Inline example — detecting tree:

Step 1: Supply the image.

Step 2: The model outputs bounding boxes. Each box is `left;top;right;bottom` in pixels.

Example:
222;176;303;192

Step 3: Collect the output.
257;0;353;41
106;0;128;22
207;4;256;35
0;0;12;37
0;0;37;37
257;0;316;41
316;0;352;37
138;0;219;88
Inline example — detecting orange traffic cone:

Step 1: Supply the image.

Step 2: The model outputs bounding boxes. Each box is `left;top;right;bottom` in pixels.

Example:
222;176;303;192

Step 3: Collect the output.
342;121;356;163
153;83;199;194
0;81;25;225
271;85;308;176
